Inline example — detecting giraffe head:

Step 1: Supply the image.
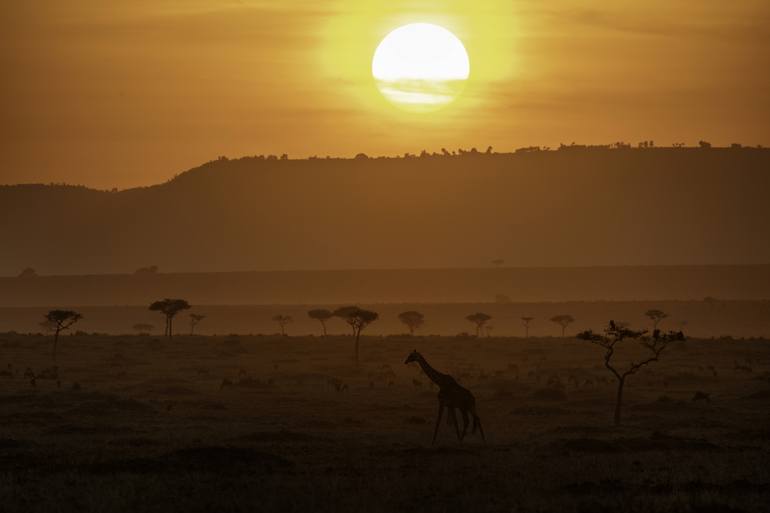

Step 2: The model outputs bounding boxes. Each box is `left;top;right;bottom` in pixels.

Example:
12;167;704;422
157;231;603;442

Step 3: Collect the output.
404;349;422;365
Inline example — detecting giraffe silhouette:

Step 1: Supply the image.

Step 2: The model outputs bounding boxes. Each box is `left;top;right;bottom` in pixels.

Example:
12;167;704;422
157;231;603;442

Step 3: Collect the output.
405;350;485;444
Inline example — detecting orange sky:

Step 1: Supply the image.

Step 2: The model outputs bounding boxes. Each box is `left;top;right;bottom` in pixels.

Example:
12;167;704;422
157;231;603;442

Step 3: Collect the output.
2;0;769;189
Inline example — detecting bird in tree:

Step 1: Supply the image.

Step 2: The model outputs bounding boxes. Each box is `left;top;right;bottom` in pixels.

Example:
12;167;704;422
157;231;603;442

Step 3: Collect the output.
149;299;191;340
521;317;534;338
466;313;492;337
189;314;206;335
44;310;82;363
307;309;333;337
550;315;575;337
272;315;292;336
333;306;379;365
398;311;425;335
644;309;668;330
578;321;684;425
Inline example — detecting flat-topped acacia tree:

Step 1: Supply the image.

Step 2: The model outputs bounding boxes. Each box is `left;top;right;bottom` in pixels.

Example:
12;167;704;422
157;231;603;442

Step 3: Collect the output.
189;314;206;335
550;315;575;337
521;317;534;338
398;311;425;335
149;299;190;340
466;313;492;337
307;309;333;337
645;309;668;330
272;315;292;336
333;306;378;365
44;310;82;363
578;320;685;426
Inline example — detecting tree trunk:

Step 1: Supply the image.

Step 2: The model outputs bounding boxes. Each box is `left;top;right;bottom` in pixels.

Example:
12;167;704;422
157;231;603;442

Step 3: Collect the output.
168;316;173;340
561;325;566;337
53;328;60;363
614;377;626;426
354;328;360;365
321;320;327;337
409;325;414;336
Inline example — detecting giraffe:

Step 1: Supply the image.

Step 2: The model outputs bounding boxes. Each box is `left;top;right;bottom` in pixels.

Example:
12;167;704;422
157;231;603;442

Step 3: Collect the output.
404;350;485;444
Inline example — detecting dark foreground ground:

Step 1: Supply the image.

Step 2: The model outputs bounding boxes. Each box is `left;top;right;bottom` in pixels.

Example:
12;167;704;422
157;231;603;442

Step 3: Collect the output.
1;333;769;513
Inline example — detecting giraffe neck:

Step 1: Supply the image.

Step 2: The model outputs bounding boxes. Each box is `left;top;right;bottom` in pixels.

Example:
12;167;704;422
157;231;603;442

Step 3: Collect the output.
417;356;450;386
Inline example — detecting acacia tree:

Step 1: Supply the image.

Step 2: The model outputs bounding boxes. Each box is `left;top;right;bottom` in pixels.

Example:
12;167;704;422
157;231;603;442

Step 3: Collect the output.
398;311;425;335
466;313;492;337
578;320;684;426
44;310;82;363
272;315;292;336
521;317;534;338
550;314;575;337
333;306;379;365
149;299;191;340
189;314;206;335
307;309;333;337
645;309;668;330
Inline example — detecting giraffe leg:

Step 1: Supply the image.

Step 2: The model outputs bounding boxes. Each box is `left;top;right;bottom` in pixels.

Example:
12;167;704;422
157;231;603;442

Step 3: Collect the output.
451;408;462;441
473;414;486;442
460;409;470;441
432;404;444;445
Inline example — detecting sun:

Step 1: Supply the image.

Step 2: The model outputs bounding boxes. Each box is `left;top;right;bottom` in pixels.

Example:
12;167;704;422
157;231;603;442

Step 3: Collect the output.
372;23;470;111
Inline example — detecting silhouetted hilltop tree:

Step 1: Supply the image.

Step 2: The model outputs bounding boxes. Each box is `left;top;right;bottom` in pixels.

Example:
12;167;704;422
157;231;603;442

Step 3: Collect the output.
272;314;292;336
466;312;492;337
398;311;425;335
699;140;712;148
308;309;333;337
521;316;534;338
189;313;206;335
645;309;668;330
550;315;575;337
333;306;378;365
149;299;190;340
134;265;159;275
17;268;38;278
44;310;82;363
578;321;684;425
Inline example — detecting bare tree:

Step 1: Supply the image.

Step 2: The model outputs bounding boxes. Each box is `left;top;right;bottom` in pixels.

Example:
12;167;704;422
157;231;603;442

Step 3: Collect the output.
272;315;292;336
645;309;668;330
44;310;82;363
398;311;425;335
132;323;154;335
307;309;333;337
149;299;191;340
189;314;206;335
521;317;534;338
550;315;575;337
578;321;684;425
466;313;492;337
333;306;379;365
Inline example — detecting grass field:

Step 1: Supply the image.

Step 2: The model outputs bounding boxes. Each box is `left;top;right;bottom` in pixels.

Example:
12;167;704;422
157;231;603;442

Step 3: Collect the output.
1;332;769;512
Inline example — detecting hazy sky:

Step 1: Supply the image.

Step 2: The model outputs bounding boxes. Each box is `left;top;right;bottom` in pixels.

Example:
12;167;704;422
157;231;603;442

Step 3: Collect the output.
2;0;769;188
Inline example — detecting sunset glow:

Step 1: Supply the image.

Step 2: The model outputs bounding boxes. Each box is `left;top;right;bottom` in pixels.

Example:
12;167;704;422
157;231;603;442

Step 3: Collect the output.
372;23;470;110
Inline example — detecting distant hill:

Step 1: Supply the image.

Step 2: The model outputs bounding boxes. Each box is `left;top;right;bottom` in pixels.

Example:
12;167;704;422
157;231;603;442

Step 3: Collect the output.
1;265;769;307
1;147;769;275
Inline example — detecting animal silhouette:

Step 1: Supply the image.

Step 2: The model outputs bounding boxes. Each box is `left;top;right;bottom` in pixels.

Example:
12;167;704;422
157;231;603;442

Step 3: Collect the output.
405;350;485;444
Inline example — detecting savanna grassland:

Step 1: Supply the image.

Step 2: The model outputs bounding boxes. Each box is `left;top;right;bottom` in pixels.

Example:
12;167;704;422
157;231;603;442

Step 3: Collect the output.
1;331;769;513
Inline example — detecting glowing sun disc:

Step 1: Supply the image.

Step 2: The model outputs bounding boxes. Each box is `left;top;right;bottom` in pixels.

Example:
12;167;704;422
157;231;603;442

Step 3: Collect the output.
372;23;470;110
